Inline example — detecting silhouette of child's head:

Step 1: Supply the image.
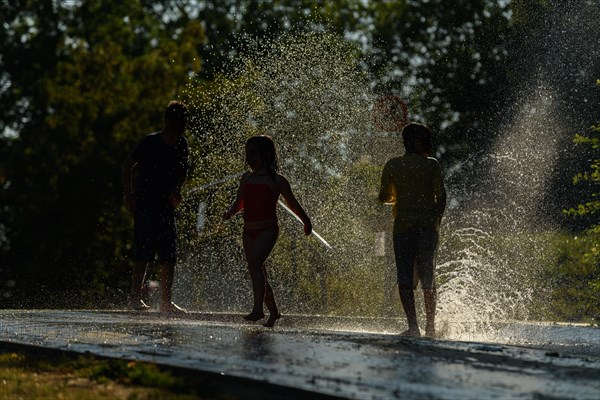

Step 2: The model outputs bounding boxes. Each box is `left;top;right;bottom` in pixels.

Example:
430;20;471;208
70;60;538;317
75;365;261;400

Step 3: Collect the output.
164;101;189;132
245;135;279;174
402;123;433;155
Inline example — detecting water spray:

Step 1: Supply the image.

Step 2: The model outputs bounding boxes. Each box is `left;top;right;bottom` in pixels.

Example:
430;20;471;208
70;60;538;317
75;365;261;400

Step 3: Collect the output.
187;173;332;250
186;173;244;195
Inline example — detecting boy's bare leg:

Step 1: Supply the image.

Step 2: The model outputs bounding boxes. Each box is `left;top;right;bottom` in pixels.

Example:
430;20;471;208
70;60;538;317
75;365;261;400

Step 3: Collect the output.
161;261;173;307
160;261;185;313
398;286;420;336
160;262;179;312
424;288;437;337
129;261;149;310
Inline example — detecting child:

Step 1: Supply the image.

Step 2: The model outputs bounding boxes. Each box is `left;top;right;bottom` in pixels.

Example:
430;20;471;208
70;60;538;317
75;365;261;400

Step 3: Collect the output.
222;135;312;327
378;123;446;338
122;100;189;315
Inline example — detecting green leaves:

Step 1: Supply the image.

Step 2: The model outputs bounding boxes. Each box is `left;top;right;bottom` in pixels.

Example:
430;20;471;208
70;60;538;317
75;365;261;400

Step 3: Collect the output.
566;125;600;222
560;84;600;319
0;0;204;306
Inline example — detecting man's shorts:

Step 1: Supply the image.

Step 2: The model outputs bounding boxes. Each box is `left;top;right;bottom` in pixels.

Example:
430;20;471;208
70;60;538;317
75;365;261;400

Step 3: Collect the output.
134;200;177;263
393;227;438;290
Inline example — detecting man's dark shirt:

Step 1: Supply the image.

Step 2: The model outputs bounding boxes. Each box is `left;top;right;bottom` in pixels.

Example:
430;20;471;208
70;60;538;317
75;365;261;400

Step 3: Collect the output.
131;132;189;203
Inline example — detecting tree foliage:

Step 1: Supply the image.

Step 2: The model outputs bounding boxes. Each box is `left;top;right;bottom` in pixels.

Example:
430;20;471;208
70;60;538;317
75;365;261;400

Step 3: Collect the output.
1;0;598;314
563;79;599;275
565;128;600;232
552;80;600;324
0;0;203;306
363;0;516;161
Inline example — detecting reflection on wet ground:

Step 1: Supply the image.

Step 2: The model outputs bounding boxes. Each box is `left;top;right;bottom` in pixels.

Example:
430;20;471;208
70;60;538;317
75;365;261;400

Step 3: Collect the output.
0;310;599;399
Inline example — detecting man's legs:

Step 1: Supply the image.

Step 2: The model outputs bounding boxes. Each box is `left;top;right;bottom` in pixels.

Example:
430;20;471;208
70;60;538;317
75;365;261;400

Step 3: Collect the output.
129;261;150;310
157;205;185;314
160;261;185;313
131;205;152;311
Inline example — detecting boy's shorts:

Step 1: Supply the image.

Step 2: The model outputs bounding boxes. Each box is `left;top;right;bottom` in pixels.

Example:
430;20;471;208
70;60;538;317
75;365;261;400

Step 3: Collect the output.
393;227;438;290
134;201;177;263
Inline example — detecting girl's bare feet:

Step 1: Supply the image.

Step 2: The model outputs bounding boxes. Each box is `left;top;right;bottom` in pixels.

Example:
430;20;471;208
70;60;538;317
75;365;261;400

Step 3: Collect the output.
263;313;281;327
243;311;265;321
400;327;421;337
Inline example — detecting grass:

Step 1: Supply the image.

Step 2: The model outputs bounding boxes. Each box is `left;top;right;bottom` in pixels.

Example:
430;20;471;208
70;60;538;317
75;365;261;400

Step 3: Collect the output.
0;344;231;399
0;343;334;400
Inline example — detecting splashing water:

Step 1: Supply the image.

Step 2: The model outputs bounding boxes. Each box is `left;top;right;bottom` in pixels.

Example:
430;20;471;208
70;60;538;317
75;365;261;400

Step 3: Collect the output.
435;83;565;338
179;31;379;315
174;21;593;339
431;0;600;338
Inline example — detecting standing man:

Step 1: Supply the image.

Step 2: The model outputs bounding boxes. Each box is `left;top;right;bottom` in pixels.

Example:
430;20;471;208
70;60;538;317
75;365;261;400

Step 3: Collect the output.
122;100;190;314
378;123;446;337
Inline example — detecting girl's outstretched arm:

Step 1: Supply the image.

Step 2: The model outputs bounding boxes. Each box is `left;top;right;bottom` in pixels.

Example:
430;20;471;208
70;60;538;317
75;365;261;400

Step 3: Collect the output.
277;175;312;235
222;172;248;220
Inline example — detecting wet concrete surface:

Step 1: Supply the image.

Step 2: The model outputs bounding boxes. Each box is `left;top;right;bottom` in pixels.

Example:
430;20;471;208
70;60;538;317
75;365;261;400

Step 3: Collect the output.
0;310;599;399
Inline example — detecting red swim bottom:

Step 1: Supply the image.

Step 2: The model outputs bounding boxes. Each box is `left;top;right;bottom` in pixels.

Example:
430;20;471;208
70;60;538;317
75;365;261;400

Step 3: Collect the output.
243;225;279;241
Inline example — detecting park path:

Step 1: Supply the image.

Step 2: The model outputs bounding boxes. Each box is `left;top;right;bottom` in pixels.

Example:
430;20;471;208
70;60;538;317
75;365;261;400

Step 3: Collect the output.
0;310;599;399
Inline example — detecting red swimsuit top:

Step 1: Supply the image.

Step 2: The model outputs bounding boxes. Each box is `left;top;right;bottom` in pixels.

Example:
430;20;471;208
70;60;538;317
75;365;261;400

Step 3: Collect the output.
242;182;279;224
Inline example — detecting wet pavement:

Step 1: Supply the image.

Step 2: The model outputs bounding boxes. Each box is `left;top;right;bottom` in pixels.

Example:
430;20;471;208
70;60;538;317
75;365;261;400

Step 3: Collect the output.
0;310;599;399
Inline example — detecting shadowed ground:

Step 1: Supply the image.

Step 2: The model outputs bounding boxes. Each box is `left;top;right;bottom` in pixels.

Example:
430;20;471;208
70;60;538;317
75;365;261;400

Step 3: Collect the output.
0;310;599;399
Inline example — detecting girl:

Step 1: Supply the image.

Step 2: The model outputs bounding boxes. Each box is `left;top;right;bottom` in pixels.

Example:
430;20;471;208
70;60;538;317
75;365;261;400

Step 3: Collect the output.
223;135;312;327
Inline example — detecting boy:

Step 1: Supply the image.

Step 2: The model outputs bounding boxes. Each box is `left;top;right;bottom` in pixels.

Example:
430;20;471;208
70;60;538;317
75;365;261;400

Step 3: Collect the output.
122;100;189;314
378;123;446;337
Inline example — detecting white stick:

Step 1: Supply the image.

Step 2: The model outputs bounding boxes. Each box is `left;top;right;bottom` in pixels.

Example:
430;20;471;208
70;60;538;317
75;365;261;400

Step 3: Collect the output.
277;200;332;250
187;174;333;250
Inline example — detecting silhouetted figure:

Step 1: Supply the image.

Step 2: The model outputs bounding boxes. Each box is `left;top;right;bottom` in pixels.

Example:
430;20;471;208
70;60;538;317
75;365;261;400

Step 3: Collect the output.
223;135;312;327
378;123;446;337
122;100;189;315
